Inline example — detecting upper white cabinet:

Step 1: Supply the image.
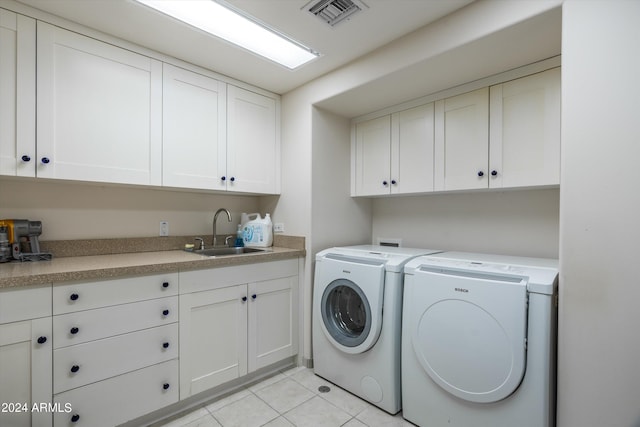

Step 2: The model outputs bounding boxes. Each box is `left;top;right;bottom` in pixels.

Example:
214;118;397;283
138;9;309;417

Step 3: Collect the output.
434;87;489;191
353;115;391;196
392;104;435;194
3;13;281;193
353;104;435;196
489;67;561;188
0;10;35;177
162;64;226;190
37;22;162;185
227;85;280;194
354;66;561;196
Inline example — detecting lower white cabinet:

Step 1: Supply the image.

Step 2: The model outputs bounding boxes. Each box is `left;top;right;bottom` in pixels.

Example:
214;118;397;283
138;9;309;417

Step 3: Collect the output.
0;286;52;427
179;259;298;399
52;275;179;425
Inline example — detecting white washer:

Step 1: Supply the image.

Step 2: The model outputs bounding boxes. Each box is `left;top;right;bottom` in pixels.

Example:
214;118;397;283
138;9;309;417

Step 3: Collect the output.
402;252;558;427
313;245;440;414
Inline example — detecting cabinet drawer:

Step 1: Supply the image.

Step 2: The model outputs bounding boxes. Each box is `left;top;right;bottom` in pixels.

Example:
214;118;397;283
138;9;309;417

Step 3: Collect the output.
53;323;177;393
180;258;297;294
53;296;178;349
0;285;52;324
53;273;178;315
53;359;178;427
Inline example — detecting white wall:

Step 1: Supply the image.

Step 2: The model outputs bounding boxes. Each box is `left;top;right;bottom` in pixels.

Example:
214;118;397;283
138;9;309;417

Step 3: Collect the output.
373;188;559;258
558;1;640;425
277;0;563;364
311;107;372;254
0;178;259;240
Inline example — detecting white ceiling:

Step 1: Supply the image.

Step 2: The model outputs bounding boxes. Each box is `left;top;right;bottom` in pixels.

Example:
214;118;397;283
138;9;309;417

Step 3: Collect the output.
15;0;474;95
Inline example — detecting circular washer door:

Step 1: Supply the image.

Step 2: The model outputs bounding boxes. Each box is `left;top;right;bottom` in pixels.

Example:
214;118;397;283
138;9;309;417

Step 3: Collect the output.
409;268;528;403
320;279;377;354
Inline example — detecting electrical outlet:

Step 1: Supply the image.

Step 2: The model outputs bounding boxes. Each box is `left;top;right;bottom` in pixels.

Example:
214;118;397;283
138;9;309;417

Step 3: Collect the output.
273;223;285;233
159;221;169;236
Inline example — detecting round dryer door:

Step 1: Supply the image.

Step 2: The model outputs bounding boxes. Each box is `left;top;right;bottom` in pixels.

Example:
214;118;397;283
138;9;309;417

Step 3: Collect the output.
408;267;528;403
320;279;379;354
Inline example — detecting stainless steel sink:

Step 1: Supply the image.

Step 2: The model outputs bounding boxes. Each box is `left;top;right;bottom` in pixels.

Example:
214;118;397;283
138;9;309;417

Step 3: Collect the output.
194;247;265;257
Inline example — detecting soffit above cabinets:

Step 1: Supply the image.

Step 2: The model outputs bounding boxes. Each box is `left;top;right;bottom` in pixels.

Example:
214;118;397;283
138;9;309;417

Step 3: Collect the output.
316;6;562;118
13;0;473;94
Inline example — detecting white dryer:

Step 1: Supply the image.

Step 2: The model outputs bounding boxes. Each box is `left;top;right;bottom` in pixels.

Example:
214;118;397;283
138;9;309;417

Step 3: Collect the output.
402;252;558;427
313;245;440;414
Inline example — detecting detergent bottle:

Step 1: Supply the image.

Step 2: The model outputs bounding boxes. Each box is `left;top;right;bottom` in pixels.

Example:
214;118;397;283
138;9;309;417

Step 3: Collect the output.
242;213;273;247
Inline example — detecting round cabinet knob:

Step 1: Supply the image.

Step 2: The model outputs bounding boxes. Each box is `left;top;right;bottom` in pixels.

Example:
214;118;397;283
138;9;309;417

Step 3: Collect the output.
41;157;50;164
391;180;397;185
242;296;247;302
162;282;169;289
163;383;170;390
230;177;235;182
477;171;485;177
221;176;226;181
162;342;170;349
37;336;47;344
491;170;498;176
382;180;388;186
70;327;79;335
71;414;80;423
69;293;79;301
21;155;31;162
70;365;80;373
251;294;257;300
162;309;169;316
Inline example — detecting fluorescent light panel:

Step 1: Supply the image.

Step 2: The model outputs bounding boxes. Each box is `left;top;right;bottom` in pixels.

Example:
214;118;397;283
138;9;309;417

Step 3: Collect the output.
135;0;319;69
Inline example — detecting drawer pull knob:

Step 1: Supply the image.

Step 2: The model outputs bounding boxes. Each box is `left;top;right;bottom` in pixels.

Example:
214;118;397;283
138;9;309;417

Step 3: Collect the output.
70;365;80;373
251;294;257;300
477;171;484;177
242;296;247;302
70;327;79;335
71;414;80;423
69;293;79;301
382;180;388;186
162;342;170;349
41;157;50;164
37;336;47;344
221;176;226;181
491;170;498;176
163;383;170;390
162;282;169;288
230;177;235;182
21;155;31;162
162;309;170;316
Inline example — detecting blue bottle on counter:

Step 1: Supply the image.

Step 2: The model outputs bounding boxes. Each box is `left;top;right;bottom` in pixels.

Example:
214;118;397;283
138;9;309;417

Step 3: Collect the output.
235;224;244;247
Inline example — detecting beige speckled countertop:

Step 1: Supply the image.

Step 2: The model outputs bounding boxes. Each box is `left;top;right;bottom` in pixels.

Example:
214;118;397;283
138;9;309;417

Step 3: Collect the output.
0;235;305;289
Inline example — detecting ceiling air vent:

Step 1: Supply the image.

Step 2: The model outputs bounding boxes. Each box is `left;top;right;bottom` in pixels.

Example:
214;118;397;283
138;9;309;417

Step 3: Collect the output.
305;0;368;27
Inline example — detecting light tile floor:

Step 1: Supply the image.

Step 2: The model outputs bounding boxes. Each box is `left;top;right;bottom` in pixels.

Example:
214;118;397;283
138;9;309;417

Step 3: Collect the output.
160;367;416;427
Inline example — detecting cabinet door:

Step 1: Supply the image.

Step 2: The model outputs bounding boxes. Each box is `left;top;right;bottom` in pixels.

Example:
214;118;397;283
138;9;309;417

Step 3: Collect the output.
0;318;52;427
435;87;489;191
36;22;162;185
179;285;248;399
163;64;227;190
227;85;279;194
0;10;35;177
391;103;435;194
353;115;391;196
489;68;561;188
248;275;297;372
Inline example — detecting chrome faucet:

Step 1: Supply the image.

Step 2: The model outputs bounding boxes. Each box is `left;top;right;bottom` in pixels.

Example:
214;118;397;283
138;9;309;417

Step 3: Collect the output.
212;208;232;247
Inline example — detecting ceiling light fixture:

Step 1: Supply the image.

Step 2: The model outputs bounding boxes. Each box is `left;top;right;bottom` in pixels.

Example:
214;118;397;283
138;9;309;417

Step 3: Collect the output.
134;0;320;69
